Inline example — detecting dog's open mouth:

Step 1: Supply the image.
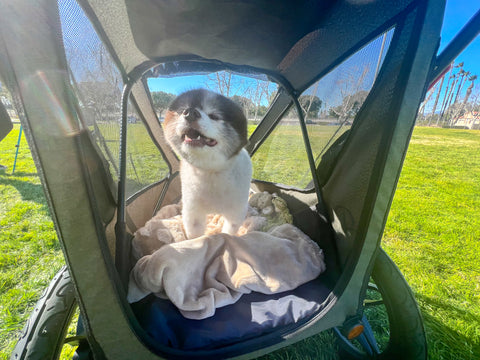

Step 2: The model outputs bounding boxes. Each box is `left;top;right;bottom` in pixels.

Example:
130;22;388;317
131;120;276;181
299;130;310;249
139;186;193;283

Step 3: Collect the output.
182;128;217;147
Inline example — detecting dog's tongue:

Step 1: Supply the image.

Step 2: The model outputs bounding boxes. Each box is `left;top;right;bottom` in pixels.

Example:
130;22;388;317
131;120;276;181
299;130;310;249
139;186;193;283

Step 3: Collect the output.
184;129;217;147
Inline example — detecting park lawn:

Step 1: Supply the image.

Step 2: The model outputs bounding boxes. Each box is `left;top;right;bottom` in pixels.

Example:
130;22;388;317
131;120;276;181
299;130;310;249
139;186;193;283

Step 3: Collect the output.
0;124;479;359
382;127;480;359
251;122;349;187
0;125;65;357
92;122;170;196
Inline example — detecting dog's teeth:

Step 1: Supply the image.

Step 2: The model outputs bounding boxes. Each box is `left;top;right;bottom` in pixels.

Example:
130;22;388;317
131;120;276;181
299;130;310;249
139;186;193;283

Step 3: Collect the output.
195;135;201;140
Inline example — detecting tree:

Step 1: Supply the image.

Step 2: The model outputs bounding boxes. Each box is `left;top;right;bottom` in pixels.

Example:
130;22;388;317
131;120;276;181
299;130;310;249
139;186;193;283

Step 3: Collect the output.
231;95;252;111
328;64;370;122
440;62;463;126
67;42;123;125
78;81;121;124
329;108;339;118
451;74;478;126
299;95;322;119
246;79;276;121
437;71;455;126
205;71;237;97
151;91;175;117
463;75;477;105
63;40;125;175
428;71;446;126
256;105;268;117
205;72;276;121
470;89;480;113
418;86;435;122
454;69;469;104
329;90;369;120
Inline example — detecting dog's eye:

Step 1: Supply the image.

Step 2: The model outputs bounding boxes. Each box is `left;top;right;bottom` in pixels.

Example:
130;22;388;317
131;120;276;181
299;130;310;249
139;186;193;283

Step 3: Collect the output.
208;113;220;120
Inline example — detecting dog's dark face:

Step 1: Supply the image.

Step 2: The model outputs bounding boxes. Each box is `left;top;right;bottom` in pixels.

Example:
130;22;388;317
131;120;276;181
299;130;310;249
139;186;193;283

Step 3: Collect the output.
164;89;248;170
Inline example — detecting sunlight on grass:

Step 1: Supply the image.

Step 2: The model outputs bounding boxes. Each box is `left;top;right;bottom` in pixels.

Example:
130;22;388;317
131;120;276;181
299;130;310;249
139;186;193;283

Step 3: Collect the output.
252;122;349;188
383;127;480;360
0;125;64;359
0;124;479;359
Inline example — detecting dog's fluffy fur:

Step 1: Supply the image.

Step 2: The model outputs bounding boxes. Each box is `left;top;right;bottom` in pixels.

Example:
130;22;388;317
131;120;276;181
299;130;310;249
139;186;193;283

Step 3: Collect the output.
164;89;252;239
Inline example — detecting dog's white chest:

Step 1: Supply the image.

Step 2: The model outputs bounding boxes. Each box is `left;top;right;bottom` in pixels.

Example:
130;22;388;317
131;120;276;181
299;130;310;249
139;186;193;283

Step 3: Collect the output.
181;149;252;214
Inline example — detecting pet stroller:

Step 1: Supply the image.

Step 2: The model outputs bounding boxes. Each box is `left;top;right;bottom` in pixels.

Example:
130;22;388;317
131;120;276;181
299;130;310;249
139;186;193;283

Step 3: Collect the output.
1;0;478;358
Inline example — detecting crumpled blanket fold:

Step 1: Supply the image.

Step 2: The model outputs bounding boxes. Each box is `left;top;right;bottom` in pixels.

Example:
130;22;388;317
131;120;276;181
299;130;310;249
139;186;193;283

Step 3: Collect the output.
128;194;326;320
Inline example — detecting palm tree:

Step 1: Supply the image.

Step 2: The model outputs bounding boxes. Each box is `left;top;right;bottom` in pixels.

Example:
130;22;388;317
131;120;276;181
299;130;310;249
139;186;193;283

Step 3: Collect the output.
437;64;455;126
418;86;435;123
450;71;473;126
454;70;469;104
429;72;446;126
439;73;457;125
451;74;479;126
463;75;477;104
440;63;464;126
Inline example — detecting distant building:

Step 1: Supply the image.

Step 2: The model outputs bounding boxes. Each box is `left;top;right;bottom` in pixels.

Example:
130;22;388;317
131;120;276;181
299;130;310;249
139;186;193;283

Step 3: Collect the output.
453;111;480;130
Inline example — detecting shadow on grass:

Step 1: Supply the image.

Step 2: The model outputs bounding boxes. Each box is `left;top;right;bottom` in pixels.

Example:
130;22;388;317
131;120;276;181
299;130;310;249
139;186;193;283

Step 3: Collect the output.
416;293;480;359
0;173;47;206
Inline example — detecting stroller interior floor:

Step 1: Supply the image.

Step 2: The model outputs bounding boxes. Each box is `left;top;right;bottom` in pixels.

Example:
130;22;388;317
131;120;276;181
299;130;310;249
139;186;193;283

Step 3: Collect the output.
131;274;332;350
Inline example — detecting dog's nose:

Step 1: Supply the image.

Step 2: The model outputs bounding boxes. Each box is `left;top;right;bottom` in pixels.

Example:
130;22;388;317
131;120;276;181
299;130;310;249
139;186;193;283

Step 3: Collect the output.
183;108;200;122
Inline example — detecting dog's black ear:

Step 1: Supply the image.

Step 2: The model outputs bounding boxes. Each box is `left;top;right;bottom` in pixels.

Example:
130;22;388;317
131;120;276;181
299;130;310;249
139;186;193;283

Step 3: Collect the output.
216;95;248;142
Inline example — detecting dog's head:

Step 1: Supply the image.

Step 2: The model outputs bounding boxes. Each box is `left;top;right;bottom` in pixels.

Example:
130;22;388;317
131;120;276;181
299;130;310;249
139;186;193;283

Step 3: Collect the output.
164;89;248;170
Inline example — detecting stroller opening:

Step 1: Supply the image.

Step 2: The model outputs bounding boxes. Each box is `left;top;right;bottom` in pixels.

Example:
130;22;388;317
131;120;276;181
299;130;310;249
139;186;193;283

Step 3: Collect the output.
2;0;475;359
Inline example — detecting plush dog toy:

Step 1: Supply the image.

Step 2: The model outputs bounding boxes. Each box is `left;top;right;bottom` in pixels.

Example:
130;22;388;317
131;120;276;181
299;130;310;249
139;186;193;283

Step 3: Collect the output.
247;191;293;232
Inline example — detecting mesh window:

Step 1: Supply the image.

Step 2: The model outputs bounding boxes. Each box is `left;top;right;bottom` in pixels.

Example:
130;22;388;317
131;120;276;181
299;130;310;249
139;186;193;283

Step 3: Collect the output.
58;0;169;197
147;70;278;122
146;70;278;131
252;29;394;188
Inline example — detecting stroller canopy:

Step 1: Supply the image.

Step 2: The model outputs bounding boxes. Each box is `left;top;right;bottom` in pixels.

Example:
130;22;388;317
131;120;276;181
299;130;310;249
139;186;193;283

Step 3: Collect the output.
80;0;416;91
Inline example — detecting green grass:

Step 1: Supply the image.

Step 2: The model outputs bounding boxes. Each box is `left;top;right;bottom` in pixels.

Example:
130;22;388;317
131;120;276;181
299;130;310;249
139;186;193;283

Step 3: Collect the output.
93;122;170;196
1;124;479;359
252;122;348;187
0;125;65;358
382;127;480;359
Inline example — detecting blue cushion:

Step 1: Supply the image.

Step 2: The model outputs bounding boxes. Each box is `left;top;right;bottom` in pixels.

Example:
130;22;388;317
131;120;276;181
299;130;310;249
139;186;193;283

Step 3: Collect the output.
131;276;331;350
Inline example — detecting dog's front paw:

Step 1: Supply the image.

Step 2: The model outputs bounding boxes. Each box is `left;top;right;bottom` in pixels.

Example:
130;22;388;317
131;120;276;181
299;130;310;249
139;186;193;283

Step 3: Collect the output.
184;218;206;239
221;220;240;236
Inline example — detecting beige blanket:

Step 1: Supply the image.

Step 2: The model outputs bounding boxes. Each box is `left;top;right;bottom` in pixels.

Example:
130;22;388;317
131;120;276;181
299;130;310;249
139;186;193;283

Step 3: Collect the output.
127;192;326;320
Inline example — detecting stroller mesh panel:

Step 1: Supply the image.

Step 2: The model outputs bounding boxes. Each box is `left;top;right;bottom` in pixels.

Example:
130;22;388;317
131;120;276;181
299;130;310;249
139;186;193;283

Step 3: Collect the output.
322;11;418;267
252;29;394;189
252;117;312;187
58;0;169;198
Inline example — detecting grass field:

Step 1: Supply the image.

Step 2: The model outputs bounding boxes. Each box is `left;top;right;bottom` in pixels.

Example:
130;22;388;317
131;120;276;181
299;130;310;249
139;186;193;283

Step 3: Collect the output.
0;125;65;357
382;128;480;359
251;121;348;187
0;124;479;359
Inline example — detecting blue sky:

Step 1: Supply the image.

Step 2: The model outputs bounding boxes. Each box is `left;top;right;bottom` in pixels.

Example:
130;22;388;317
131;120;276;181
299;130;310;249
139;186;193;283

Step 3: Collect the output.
440;1;480;76
148;1;480;102
424;1;480;113
148;75;208;95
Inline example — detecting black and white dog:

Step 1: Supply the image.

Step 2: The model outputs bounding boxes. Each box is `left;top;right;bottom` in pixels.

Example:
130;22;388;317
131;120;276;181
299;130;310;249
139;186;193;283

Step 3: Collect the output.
164;89;252;239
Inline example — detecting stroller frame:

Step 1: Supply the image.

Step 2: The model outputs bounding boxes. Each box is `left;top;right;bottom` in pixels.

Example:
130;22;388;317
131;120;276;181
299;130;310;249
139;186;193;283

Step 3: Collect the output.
1;0;478;358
